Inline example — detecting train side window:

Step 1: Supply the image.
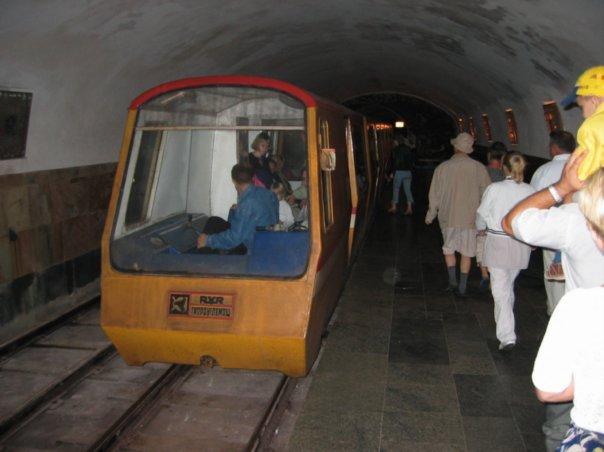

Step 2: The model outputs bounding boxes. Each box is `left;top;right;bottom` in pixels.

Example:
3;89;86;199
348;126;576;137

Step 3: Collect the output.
482;114;492;142
505;109;519;145
280;130;307;180
543;102;563;133
319;118;334;229
125;130;163;226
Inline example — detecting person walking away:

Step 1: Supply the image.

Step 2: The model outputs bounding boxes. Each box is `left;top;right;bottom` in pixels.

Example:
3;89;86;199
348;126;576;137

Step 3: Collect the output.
476;152;535;350
477;143;507;291
530;130;576;314
485;143;506;182
426;132;491;297
532;167;604;451
388;136;416;215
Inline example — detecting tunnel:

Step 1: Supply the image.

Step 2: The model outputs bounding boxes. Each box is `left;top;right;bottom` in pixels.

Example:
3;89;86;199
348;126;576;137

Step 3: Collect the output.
2;0;599;321
0;1;603;450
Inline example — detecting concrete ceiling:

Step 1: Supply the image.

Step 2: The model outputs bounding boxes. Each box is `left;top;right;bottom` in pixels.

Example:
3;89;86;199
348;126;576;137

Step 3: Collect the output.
1;0;602;174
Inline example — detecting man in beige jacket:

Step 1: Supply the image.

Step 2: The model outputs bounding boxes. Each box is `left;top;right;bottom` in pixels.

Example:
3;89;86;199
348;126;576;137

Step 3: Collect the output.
426;132;491;296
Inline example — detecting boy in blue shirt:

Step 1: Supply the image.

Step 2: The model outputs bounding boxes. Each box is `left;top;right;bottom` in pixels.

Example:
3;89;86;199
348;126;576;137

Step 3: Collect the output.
196;164;278;254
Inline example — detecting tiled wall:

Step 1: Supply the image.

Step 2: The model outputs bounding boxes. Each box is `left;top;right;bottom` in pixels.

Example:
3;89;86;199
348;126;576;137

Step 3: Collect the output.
0;163;116;329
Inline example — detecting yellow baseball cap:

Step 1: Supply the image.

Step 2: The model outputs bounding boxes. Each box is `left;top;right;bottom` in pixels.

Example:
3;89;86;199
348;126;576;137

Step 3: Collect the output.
562;66;604;106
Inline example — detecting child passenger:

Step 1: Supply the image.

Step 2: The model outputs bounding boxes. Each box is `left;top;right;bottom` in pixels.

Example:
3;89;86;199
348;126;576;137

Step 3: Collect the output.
561;66;604;181
271;182;295;228
546;66;604;281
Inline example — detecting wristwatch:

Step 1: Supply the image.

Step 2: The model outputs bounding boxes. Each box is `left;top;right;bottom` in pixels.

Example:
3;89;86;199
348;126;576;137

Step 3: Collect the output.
548;185;563;204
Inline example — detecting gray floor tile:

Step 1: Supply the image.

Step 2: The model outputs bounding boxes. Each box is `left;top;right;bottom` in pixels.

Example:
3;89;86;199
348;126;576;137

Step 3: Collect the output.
454;374;512;418
389;318;449;365
302;371;386;414
387;362;453;386
380;411;466;446
463;415;525;451
327;321;390;354
289;409;381;451
384;381;459;414
317;349;388;375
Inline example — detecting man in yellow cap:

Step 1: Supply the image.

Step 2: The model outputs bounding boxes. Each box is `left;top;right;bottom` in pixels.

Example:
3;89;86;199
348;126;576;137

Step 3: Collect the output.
561;65;604;179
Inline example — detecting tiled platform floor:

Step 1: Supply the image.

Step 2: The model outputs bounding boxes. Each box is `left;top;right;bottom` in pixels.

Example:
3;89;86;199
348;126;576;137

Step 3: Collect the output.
288;211;550;451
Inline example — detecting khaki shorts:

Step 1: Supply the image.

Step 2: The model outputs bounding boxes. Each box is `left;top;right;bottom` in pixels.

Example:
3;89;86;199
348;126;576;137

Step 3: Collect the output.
476;234;486;264
442;227;477;257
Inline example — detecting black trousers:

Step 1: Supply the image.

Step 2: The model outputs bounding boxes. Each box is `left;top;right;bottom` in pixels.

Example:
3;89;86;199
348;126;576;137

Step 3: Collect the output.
188;217;247;255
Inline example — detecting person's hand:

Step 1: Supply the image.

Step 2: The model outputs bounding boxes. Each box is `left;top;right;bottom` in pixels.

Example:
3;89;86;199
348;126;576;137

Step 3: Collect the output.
555;149;587;197
197;233;207;248
230;203;237;210
425;216;432;225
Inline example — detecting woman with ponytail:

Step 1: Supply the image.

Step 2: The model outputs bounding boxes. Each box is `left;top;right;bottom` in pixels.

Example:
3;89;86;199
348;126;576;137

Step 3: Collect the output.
476;151;536;350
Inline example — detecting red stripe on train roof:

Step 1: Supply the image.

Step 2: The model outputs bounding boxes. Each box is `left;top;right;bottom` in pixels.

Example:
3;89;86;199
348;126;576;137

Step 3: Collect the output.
129;75;317;109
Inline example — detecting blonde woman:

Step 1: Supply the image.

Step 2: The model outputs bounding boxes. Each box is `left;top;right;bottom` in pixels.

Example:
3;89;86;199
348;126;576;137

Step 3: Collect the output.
532;166;604;451
249;133;273;188
476;152;535;350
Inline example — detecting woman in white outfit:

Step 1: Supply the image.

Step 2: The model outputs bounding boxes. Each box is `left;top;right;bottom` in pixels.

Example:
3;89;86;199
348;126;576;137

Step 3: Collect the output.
476;152;535;350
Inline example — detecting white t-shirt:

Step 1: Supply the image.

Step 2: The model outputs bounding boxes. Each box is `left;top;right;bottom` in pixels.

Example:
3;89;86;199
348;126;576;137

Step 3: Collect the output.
530;154;570;191
512;203;604;292
476;179;535;232
278;199;295;228
533;287;604;434
476;179;535;269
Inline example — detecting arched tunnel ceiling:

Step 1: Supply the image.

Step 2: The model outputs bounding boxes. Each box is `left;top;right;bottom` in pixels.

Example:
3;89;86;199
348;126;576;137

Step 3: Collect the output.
0;0;602;173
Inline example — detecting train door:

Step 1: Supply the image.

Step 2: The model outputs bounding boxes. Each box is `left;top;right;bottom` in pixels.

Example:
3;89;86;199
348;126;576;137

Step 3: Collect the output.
345;119;358;260
367;123;381;214
345;118;368;255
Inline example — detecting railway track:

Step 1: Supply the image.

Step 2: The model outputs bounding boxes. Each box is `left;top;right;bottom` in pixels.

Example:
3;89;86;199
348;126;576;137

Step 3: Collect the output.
0;300;297;451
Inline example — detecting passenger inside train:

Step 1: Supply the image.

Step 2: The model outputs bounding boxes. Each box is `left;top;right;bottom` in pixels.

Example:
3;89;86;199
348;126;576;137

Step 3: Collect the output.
195;163;278;253
110;86;311;277
271;181;295;229
248;132;274;188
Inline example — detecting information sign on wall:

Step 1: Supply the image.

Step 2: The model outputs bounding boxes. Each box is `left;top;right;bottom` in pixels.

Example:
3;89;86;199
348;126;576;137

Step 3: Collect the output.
0;90;32;160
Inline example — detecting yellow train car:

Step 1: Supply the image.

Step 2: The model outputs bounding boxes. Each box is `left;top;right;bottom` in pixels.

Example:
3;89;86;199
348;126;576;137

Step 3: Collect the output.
101;76;385;376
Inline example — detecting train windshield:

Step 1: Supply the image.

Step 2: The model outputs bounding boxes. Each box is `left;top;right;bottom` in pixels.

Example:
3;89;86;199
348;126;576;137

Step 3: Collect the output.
111;86;310;278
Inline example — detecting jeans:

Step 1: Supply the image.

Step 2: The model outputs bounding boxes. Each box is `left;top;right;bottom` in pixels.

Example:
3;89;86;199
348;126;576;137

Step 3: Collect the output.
393;170;413;204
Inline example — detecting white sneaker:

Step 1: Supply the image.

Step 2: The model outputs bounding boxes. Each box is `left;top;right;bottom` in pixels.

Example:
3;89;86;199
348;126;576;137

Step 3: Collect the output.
498;342;515;351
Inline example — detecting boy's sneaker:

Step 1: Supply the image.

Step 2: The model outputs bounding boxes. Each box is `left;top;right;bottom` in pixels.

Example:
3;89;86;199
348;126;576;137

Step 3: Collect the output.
498;342;515;351
545;262;565;281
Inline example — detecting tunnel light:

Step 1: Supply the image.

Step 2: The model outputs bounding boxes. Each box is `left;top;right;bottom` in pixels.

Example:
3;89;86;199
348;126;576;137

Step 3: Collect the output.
395;121;405;128
372;123;392;130
482;114;492;142
543;101;563;133
505;109;518;145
